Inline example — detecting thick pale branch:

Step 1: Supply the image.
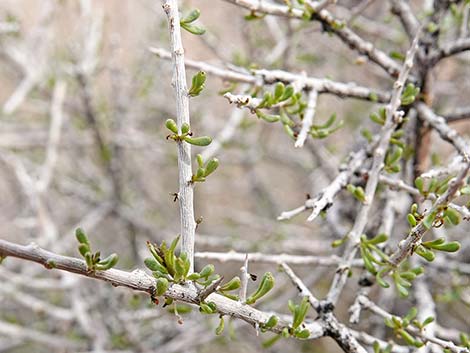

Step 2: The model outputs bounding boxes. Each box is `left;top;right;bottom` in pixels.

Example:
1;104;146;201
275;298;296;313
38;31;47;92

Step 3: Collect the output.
161;0;196;272
0;239;325;339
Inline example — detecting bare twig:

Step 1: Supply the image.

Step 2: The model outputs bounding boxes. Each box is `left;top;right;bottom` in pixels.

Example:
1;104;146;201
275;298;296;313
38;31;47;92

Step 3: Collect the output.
239;254;249;303
417;103;470;157
278;148;368;221
150;47;390;102
195;251;363;267
295;90;318;148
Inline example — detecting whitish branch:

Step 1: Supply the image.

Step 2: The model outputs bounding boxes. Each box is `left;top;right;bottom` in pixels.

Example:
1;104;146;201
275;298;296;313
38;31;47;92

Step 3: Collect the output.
0;239;325;339
278;148;368;221
161;0;196;272
195;251;363;267
429;37;470;63
295;90;318;148
417;103;470;157
37;80;67;193
442;107;470;123
150;47;390;102
389;0;420;38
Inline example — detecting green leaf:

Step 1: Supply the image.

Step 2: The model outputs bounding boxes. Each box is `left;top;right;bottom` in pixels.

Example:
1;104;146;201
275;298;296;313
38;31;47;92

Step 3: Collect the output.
262;334;282;348
422;212;436;229
75;228;90;245
399;271;417;281
219;276;241;291
386;147;403;166
407;214;417;227
460;185;470;195
78;244;90;257
390;51;405;60
422;316;434;326
398;329;415;345
196;154;204;167
165;119;178;134
204;158;219;177
360;246;377;275
369;92;379;102
274;82;285;100
422;237;445;248
181;9;200;24
313;113;336;129
246;272;274;304
415;245;435;262
353;186;366;203
181;123;190;135
145;257;161;271
264;315;278;329
96;253;119;270
367;233;388;245
199;264;215;278
183;136;212;146
376;268;390;288
195;167;205;180
384;317;395;328
175;257;188;280
85;252;94;269
188;71;206;96
187;273;201;281
332;234;348;248
401;83;420;105
255;110;280;123
370;112;385;125
444;208;461;225
404;307;417;322
280;85;294;101
181;22;206;35
292;296;309;329
294;329;310;339
156;277;169;296
432;241;460;253
215;316;225;335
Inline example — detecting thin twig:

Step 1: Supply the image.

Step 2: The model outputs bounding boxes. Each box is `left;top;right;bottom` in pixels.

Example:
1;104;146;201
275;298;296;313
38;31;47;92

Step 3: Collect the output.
295;90;318;148
150;47;390;102
326;30;421;305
